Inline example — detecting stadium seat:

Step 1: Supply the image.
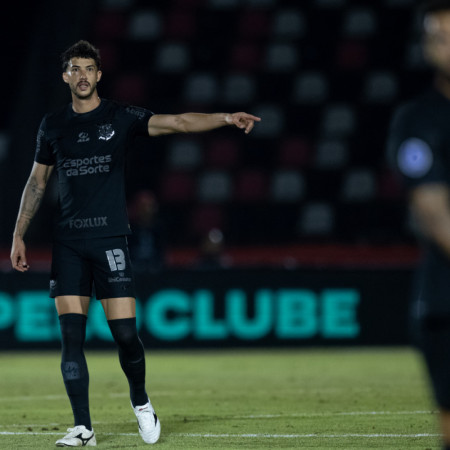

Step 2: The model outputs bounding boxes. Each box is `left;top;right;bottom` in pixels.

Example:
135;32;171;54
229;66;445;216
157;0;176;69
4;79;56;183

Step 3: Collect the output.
292;72;329;104
167;138;202;170
197;171;233;202
363;71;398;103
128;10;162;40
155;43;190;72
315;139;349;170
341;8;377;37
265;43;299;72
341;168;377;202
272;9;307;38
270;170;305;203
222;73;256;104
321;104;356;137
251;104;285;138
183;73;219;104
297;202;335;236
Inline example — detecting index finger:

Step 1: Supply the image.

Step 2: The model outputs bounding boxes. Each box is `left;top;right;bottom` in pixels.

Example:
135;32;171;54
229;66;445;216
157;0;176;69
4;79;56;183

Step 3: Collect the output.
243;114;261;121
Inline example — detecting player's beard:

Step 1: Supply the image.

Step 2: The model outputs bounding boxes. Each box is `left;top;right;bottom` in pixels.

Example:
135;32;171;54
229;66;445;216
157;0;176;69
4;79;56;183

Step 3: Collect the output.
72;81;98;100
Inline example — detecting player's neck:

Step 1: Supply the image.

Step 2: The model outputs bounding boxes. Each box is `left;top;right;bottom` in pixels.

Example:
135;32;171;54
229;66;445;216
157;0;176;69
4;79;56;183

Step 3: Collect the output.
435;74;450;101
71;92;101;114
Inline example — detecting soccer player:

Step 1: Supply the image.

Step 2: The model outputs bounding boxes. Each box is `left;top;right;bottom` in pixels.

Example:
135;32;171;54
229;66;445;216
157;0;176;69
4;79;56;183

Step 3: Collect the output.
10;40;260;447
387;2;450;449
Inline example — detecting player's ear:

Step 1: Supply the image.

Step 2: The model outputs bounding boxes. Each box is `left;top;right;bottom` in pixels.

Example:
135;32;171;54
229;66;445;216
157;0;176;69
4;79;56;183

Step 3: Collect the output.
62;71;69;84
96;70;102;83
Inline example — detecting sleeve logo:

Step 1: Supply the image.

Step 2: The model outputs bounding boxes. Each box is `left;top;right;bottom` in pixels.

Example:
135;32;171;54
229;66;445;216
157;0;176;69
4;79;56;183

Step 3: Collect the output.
397;138;433;178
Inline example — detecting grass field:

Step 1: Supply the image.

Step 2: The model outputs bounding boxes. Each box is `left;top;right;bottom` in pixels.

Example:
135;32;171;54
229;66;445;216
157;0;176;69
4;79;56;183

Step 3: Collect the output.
0;348;441;449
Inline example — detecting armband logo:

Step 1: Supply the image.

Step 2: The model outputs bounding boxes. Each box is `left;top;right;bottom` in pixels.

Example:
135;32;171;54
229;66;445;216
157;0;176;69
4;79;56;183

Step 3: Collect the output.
397;138;433;178
125;106;146;120
36;129;45;152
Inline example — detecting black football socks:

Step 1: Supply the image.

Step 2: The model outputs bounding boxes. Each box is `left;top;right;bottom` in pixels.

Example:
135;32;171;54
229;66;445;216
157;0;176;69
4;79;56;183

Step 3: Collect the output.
108;317;148;407
59;313;92;430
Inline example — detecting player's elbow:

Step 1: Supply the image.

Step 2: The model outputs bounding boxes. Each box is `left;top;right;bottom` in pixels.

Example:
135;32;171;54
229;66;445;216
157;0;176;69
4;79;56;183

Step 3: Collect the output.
173;115;189;133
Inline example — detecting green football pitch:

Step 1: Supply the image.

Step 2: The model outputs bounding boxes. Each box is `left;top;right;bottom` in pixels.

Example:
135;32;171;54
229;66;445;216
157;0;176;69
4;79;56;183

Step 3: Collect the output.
0;348;441;449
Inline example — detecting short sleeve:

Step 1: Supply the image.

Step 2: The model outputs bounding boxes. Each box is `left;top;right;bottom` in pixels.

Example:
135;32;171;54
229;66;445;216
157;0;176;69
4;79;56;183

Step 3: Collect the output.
386;103;446;189
124;105;154;138
34;116;55;166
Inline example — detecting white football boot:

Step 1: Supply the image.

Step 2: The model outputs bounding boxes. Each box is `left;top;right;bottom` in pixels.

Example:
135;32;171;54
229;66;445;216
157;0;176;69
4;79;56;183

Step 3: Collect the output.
55;425;96;447
132;400;161;444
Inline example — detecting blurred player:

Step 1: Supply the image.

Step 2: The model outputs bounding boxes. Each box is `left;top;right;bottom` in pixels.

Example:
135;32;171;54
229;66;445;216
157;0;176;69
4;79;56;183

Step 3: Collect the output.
387;2;450;449
10;40;260;446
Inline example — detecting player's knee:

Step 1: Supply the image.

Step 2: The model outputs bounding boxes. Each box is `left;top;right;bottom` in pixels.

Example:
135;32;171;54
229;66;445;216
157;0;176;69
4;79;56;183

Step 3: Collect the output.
108;318;140;351
59;313;87;347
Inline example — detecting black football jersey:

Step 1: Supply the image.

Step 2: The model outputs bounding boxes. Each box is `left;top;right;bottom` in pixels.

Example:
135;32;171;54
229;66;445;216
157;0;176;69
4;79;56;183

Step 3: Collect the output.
387;88;450;316
34;99;153;240
387;88;450;189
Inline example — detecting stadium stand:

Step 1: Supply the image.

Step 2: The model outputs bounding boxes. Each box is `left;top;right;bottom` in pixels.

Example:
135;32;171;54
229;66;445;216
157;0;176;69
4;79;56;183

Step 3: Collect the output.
75;0;432;248
0;0;431;264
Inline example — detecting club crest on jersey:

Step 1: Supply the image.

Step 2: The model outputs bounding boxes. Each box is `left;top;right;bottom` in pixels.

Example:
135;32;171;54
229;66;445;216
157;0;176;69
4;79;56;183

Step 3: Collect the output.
98;124;115;141
77;132;90;143
397;138;433;178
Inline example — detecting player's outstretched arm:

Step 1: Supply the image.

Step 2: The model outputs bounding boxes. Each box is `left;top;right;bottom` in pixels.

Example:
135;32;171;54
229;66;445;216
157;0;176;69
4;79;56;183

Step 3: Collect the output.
11;162;53;272
147;112;261;136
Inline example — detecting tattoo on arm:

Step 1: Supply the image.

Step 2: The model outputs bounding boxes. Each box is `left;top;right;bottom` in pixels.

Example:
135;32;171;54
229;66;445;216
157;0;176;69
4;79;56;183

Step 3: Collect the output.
14;167;51;239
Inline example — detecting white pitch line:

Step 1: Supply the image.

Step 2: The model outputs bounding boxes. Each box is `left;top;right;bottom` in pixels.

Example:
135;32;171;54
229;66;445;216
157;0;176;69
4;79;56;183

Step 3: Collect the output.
175;433;440;438
236;410;437;419
0;431;440;439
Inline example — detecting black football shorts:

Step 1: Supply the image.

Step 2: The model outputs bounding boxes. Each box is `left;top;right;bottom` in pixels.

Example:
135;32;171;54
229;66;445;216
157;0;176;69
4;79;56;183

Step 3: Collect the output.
417;316;450;409
50;236;136;300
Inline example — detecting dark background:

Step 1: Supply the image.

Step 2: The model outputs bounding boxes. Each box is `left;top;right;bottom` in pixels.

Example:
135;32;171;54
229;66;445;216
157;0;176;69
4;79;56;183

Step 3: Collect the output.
0;0;431;254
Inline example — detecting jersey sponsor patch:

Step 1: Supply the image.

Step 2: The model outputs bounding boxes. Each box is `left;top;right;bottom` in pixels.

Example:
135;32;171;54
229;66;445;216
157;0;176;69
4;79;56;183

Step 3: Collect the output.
397;138;433;178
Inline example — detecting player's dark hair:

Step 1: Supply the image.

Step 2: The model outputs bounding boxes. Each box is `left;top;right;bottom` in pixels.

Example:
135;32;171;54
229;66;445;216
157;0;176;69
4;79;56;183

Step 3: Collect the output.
420;0;450;18
61;40;101;71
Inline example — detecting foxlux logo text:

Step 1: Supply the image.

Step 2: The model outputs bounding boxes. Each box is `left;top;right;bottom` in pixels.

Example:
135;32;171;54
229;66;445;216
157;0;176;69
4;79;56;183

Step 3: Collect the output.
69;217;108;229
63;155;112;177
